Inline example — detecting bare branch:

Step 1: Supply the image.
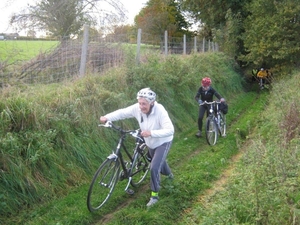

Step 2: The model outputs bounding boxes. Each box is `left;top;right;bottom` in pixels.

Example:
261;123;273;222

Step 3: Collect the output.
9;0;128;38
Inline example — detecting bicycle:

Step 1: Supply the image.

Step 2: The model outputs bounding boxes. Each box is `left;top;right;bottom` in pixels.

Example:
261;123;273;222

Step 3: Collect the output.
200;101;226;145
86;121;151;212
254;69;273;91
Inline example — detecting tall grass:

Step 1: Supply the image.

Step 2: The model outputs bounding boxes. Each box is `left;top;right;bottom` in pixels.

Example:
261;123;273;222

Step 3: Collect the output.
3;51;298;224
2;90;261;225
0;52;243;219
180;71;300;224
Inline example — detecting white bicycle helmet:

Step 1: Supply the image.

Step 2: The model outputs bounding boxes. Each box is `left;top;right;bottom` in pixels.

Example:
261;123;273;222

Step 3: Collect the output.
136;88;156;102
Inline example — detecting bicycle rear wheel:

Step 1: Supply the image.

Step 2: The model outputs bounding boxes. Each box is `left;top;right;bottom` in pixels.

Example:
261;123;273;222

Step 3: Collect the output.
130;148;150;187
206;116;218;145
87;158;120;212
219;112;226;137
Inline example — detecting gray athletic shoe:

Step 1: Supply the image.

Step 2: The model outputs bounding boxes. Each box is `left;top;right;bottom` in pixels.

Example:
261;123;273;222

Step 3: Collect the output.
146;197;158;207
195;130;202;137
168;173;174;179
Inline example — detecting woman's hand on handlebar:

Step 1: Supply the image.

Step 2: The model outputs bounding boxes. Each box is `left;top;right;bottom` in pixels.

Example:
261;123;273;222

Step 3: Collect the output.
141;130;151;138
100;116;108;123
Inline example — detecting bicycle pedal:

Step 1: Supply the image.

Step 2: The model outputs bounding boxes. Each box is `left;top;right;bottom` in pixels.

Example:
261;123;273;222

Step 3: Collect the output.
126;189;135;195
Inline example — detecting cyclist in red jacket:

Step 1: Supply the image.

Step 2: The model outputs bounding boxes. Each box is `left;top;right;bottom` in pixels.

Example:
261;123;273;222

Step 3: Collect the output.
194;77;225;137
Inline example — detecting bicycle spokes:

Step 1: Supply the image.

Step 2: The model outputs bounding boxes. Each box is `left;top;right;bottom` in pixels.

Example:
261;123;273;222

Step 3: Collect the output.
130;150;150;187
206;117;218;145
87;122;150;212
87;159;120;212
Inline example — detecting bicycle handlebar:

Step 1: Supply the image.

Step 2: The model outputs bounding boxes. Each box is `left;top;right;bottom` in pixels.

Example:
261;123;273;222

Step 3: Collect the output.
199;100;221;106
99;121;143;140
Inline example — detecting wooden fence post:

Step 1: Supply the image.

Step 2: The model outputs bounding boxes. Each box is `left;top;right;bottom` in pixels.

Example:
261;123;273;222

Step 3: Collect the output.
183;34;186;55
79;24;89;77
164;30;168;56
136;28;142;65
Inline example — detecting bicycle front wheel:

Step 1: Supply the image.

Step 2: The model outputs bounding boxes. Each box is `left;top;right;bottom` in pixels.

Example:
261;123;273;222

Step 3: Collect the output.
206;116;218;145
130;149;150;187
219;112;226;137
87;158;120;212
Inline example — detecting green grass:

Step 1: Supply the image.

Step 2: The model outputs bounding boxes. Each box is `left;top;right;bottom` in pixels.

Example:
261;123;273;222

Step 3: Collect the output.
0;40;58;62
3;90;262;225
0;52;241;224
1;52;300;224
179;73;300;224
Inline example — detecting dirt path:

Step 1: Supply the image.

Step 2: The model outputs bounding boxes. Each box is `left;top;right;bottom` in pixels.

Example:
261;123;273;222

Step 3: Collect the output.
198;149;243;203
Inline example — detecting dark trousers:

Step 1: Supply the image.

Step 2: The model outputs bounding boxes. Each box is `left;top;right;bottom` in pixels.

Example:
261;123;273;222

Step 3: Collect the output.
198;105;209;131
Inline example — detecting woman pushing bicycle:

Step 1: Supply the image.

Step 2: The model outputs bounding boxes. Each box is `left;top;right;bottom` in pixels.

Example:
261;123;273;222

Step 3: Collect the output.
194;77;226;137
99;87;174;207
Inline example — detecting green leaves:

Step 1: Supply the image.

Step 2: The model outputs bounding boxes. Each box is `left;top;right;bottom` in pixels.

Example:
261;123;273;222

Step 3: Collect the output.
135;0;192;39
242;0;300;68
182;0;300;69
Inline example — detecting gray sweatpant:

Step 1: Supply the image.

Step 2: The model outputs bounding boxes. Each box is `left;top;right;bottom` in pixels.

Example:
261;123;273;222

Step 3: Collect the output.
148;141;172;193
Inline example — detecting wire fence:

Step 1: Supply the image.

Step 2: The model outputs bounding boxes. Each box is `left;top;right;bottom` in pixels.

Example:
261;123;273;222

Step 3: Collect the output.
0;26;219;87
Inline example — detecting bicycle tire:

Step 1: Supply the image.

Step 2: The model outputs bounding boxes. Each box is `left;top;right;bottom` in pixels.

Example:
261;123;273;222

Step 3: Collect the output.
205;116;218;145
87;158;120;212
219;112;226;137
130;149;150;187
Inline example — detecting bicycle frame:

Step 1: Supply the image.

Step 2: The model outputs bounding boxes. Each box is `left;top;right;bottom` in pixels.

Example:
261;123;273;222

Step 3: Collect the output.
101;122;144;192
87;121;150;212
213;102;222;131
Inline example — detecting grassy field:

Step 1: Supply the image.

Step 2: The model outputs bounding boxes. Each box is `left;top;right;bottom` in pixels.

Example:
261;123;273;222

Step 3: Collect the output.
5;90;260;225
1;51;300;224
0;40;59;62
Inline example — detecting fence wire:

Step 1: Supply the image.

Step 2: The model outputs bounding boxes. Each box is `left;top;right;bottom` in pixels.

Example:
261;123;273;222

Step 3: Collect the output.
0;29;218;87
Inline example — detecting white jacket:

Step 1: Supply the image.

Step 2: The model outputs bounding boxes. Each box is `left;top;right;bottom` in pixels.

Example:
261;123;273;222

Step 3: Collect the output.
104;102;174;149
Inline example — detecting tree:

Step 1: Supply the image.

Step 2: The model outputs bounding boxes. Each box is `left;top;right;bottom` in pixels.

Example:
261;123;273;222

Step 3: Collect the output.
180;0;249;31
241;0;300;70
180;0;250;61
9;0;127;39
105;24;135;43
213;9;245;61
27;30;37;38
134;0;191;42
180;0;300;70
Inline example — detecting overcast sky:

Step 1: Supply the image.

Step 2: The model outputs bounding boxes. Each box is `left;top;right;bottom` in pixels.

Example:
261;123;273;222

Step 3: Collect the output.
0;0;147;35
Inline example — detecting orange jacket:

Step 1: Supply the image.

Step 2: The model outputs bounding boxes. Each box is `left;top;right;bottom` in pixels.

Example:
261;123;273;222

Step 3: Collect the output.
257;70;268;78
